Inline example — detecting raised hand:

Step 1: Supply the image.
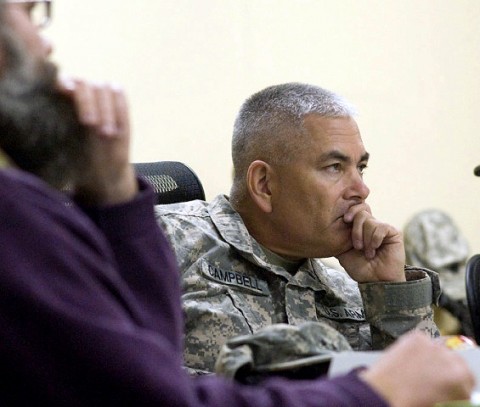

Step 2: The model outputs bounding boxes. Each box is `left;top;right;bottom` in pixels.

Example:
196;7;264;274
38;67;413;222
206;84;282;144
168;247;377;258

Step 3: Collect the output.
336;202;405;283
58;77;137;206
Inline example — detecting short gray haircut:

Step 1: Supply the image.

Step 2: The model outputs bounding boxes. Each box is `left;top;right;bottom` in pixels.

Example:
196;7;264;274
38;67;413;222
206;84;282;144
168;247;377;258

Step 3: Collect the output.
230;82;355;203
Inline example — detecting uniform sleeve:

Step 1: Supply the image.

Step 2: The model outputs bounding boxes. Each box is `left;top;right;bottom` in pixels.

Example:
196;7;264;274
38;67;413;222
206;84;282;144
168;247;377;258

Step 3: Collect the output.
359;266;441;349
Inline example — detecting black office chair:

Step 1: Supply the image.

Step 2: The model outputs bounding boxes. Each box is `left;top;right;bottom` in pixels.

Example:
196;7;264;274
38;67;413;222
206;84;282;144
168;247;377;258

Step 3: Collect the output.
133;161;205;205
465;254;480;344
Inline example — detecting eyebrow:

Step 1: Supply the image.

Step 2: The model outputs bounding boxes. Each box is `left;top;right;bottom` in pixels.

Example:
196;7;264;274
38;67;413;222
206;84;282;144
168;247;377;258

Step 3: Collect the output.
319;150;370;164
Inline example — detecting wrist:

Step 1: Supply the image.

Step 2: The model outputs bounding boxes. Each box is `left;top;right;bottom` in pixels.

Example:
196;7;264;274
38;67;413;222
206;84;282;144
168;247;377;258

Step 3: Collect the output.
358;368;399;407
75;166;138;206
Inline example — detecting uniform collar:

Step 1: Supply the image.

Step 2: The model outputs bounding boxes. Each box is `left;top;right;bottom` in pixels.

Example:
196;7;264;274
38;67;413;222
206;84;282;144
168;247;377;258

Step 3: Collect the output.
208;195;311;281
208;195;254;254
259;243;304;274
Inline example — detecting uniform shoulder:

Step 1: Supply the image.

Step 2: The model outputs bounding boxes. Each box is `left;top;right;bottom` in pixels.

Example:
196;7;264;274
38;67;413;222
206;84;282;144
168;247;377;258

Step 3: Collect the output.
155;199;209;218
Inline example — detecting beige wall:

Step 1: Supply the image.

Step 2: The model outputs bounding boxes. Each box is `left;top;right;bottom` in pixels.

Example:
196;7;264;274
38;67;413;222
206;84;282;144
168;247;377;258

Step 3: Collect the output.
48;1;480;254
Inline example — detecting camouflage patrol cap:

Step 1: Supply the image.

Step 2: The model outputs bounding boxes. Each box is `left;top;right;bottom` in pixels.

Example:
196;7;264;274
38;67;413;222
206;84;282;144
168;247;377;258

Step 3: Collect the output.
214;321;352;384
404;209;469;300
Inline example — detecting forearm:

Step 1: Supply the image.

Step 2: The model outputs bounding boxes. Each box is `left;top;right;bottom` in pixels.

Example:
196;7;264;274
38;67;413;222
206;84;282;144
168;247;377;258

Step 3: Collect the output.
193;370;389;407
77;178;184;352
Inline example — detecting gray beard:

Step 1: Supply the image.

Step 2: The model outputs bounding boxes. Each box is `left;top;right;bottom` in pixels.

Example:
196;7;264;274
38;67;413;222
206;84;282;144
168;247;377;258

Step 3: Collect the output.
0;27;89;190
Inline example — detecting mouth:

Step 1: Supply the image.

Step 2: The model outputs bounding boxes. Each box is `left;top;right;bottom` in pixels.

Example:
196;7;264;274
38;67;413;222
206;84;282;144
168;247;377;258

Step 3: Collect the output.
336;213;349;223
335;215;353;231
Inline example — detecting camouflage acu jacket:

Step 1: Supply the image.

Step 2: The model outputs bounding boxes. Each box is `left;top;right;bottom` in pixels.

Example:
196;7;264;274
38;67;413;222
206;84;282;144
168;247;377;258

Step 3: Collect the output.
155;195;440;374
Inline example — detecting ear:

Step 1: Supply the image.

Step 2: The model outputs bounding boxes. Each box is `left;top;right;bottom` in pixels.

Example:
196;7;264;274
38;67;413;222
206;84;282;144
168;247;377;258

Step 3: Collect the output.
246;160;274;213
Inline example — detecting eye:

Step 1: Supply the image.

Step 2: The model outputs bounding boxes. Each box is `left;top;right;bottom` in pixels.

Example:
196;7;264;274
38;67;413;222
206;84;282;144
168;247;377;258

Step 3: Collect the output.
21;1;51;29
358;163;368;175
325;163;342;173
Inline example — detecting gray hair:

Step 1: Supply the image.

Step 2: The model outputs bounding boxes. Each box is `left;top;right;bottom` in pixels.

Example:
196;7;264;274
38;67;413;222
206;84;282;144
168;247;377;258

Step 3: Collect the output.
230;82;355;203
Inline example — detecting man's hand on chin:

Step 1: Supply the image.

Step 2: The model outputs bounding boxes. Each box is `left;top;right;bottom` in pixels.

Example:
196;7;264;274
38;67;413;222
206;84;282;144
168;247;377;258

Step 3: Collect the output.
336;205;406;283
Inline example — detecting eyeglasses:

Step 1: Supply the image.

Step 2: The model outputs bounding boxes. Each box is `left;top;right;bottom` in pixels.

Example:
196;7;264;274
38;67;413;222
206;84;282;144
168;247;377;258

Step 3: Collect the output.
6;0;52;29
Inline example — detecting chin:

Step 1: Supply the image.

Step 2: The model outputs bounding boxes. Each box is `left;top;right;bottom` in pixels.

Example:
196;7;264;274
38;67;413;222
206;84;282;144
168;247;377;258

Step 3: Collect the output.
307;240;351;259
330;240;354;258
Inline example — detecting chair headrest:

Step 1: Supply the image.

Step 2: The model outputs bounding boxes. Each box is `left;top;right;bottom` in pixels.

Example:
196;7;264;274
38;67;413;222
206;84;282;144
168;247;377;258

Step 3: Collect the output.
133;161;205;205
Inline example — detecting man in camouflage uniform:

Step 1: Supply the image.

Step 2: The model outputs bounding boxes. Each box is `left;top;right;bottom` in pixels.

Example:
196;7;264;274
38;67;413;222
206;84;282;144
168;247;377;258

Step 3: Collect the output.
156;82;440;375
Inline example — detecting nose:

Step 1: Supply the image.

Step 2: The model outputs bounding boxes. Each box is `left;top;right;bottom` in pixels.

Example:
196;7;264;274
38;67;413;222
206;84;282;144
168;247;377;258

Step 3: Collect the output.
40;33;53;57
345;169;370;201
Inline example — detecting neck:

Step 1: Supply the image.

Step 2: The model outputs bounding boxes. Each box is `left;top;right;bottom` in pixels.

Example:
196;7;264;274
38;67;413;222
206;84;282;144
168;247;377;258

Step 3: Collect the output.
259;243;304;273
235;200;305;263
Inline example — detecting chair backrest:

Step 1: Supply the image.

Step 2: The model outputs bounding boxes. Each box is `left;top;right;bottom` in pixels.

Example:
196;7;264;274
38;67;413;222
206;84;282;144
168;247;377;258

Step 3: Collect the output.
465;254;480;343
133;161;205;205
